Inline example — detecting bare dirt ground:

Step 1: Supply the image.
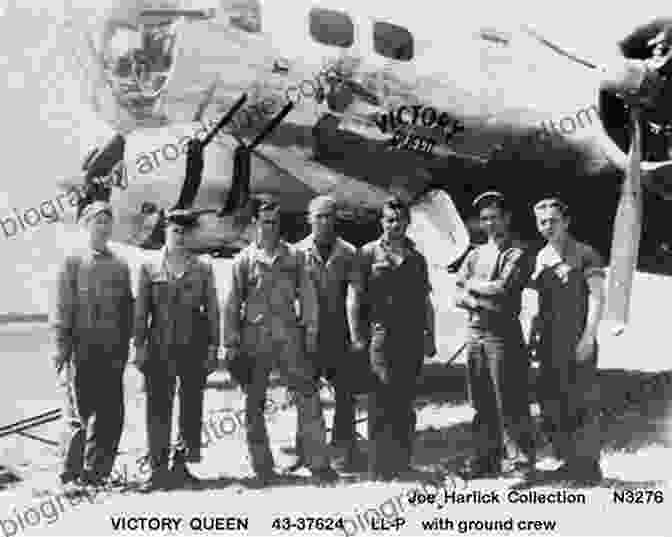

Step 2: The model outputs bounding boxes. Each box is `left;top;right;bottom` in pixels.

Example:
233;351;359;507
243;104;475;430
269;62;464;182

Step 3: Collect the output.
1;266;671;536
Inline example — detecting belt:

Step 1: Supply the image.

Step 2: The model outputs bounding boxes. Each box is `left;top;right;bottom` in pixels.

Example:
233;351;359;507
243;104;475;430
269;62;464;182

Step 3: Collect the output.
468;309;519;328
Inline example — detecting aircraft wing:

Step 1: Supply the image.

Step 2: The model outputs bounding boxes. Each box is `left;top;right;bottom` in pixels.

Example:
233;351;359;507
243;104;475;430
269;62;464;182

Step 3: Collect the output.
254;144;390;209
254;144;470;267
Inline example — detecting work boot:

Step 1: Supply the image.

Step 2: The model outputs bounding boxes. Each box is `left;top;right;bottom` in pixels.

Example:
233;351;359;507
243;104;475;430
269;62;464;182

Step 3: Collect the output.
59;475;88;498
283;456;308;474
550;460;603;484
170;460;201;489
310;466;339;486
458;456;500;480
138;468;172;493
249;468;281;488
365;470;395;482
332;446;360;472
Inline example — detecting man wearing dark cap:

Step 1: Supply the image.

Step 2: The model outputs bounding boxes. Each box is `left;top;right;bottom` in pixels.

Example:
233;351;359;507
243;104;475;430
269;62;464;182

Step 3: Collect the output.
358;197;437;481
529;198;605;483
222;197;338;486
51;201;134;493
133;210;221;492
455;192;536;478
293;195;366;471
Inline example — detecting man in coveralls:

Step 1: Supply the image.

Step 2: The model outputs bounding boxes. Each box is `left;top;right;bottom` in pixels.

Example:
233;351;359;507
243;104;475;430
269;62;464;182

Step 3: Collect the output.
529;198;605;483
133;210;220;492
455;192;537;479
222;198;338;486
292;195;366;471
51;201;133;493
358;197;437;481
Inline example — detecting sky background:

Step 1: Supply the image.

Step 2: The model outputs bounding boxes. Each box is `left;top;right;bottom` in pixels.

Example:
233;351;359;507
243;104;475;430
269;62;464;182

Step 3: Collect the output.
0;0;671;314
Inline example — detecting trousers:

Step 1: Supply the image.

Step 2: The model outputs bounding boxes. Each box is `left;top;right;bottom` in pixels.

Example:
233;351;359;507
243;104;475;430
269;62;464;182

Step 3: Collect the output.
537;341;601;465
242;324;329;474
143;345;207;470
466;323;536;467
295;352;357;456
367;326;423;477
59;344;126;482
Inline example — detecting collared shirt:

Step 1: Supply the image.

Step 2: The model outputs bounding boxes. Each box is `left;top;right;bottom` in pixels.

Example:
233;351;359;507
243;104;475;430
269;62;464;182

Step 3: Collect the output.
455;237;533;328
222;240;318;346
531;236;605;343
295;234;363;348
359;236;431;336
51;247;134;358
134;248;220;351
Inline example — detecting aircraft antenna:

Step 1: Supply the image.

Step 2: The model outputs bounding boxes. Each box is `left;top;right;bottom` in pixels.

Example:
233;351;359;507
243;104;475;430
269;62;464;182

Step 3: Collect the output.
520;24;598;69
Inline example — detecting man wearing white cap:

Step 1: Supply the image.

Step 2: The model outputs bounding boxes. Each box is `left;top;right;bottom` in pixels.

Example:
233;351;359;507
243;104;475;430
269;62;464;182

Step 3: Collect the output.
455;192;536;479
51;201;134;493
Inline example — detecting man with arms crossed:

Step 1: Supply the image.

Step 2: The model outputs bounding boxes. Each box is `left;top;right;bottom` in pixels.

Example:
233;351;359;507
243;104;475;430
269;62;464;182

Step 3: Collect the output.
455;192;536;478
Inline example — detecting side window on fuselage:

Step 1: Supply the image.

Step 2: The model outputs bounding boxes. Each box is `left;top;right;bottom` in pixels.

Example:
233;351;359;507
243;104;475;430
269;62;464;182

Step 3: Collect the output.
373;21;414;61
308;7;354;48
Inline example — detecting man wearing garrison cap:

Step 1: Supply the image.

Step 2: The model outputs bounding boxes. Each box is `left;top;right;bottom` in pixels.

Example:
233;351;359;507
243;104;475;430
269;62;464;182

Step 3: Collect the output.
133;209;220;492
529;197;605;483
51;201;134;493
455;192;537;479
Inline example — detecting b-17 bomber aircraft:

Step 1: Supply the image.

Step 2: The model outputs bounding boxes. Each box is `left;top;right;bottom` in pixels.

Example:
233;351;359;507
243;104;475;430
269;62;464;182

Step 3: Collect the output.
58;0;672;328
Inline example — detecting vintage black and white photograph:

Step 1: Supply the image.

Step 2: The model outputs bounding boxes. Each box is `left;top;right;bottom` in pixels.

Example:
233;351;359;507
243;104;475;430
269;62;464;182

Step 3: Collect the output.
0;0;670;535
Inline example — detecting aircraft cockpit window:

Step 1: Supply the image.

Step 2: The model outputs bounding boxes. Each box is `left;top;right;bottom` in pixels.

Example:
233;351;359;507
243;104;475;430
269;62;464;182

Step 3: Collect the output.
373;21;414;61
309;8;354;48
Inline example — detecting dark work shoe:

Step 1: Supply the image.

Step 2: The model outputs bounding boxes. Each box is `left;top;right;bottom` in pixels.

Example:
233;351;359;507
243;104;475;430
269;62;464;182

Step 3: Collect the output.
170;462;201;488
138;469;172;493
59;471;80;486
333;446;363;472
550;461;603;484
310;466;339;486
59;479;87;498
458;457;500;480
249;469;280;488
283;457;308;474
365;470;394;482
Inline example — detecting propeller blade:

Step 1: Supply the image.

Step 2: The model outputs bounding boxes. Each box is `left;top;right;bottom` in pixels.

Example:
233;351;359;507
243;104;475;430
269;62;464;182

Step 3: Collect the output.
248;102;295;150
202;93;248;147
605;106;644;331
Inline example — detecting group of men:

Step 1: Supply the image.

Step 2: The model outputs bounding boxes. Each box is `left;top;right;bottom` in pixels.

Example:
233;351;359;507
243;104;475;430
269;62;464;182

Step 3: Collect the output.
51;186;606;497
456;191;605;483
51;193;437;494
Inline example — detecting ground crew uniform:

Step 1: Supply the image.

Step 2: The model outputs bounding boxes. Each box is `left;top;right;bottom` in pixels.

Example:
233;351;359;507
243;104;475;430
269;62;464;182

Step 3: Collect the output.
134;249;220;472
531;238;604;471
51;247;133;485
222;240;331;476
359;237;431;478
455;238;536;474
295;234;363;451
